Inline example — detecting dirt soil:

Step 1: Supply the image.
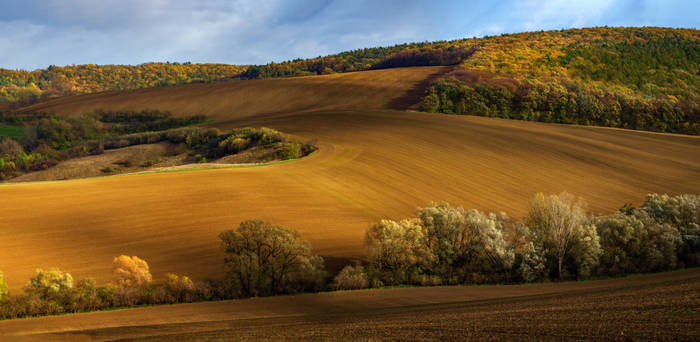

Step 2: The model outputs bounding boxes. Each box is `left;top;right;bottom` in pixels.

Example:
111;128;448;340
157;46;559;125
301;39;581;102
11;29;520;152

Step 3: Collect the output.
1;268;698;341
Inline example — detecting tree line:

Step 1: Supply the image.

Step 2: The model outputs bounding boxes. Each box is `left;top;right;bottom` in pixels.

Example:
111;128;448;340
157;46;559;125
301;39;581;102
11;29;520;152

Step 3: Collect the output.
0;63;246;108
1;192;698;319
420;77;700;135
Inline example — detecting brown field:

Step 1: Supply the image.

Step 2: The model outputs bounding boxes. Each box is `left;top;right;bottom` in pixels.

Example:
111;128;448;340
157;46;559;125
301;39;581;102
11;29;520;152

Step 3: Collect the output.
1;268;698;341
21;66;448;120
1;66;700;338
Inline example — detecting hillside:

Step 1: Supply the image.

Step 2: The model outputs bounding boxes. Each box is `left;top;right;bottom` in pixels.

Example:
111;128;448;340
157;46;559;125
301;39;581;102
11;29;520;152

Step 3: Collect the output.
0;63;246;108
5;27;699;135
20;67;447;120
1;67;698;290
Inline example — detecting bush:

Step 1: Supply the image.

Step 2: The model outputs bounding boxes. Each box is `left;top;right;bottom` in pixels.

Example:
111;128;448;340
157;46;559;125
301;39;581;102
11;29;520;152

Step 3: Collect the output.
24;268;73;300
219;220;325;297
113;255;153;288
277;141;303;160
0;270;7;301
218;136;250;154
0;137;23;157
165;273;196;303
333;265;369;290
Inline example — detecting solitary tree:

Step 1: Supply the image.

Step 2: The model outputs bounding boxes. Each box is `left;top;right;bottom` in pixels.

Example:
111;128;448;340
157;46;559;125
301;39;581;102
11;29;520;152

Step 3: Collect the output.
113;255;152;287
219;220;324;296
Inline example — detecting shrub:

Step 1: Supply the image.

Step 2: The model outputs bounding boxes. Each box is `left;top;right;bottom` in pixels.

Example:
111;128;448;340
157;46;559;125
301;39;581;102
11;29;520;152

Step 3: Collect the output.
333;265;369;290
70;278;105;312
0;137;23;157
0;270;7;301
218;136;250;154
165;273;196;303
219;220;325;297
24;268;73;300
277;141;303;160
113;255;153;288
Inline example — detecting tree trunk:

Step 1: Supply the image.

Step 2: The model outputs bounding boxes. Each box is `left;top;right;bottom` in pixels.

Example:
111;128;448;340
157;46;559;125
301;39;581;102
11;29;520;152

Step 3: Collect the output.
558;256;563;281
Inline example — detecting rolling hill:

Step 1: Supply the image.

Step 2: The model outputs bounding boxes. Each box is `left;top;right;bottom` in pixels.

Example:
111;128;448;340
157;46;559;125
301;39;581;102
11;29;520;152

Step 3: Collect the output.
1;66;699;292
5;27;699;134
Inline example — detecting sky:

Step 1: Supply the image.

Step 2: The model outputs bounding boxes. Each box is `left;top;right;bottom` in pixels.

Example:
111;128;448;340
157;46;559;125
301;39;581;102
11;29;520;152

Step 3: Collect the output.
0;0;698;70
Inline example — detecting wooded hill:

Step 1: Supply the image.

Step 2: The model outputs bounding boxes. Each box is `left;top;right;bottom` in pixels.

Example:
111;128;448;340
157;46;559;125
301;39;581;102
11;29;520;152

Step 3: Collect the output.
0;63;246;108
2;27;699;134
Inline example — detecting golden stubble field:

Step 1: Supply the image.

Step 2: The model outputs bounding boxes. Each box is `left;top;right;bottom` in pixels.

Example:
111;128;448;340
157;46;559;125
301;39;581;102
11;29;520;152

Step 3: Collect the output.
1;67;699;293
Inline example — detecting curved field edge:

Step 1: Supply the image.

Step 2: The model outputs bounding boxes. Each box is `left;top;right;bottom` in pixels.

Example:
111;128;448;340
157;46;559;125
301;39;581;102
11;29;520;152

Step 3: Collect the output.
0;149;318;186
1;268;697;340
1;109;699;292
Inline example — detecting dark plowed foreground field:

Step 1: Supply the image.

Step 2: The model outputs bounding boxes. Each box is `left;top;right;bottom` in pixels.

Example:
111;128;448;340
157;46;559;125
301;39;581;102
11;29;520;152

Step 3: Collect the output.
1;268;698;341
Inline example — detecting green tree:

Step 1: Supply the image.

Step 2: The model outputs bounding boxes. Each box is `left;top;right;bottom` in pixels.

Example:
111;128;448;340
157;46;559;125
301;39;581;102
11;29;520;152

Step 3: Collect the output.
365;218;433;285
24;268;73;299
595;211;680;275
219;220;324;296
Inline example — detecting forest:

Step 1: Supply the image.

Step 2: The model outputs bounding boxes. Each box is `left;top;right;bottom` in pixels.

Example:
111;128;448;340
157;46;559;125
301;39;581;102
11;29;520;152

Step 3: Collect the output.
420;28;700;134
0;63;246;108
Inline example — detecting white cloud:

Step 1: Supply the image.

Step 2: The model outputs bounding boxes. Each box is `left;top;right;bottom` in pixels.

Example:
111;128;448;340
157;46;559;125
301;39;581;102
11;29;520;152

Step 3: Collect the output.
0;0;696;70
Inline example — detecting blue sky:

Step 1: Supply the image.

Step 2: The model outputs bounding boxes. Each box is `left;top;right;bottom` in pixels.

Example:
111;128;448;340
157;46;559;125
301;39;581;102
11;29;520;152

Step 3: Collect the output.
0;0;698;70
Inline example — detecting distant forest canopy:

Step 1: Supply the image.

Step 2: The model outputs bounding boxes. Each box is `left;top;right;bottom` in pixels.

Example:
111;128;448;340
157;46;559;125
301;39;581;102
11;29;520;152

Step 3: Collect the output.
0;63;247;108
420;27;700;135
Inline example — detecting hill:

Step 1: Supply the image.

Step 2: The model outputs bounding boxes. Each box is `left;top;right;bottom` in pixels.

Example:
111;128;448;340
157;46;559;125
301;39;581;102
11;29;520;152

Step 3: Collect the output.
1;65;698;290
0;63;246;108
5;27;699;134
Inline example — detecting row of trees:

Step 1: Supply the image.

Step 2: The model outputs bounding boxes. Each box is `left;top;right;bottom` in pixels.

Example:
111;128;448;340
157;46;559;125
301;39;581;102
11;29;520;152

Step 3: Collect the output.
1;193;697;319
240;46;475;79
0;256;215;319
353;193;699;287
0;220;329;319
420;77;700;135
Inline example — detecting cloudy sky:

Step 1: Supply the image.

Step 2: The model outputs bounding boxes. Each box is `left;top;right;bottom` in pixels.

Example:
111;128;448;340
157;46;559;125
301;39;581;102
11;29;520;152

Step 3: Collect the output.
0;0;698;70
